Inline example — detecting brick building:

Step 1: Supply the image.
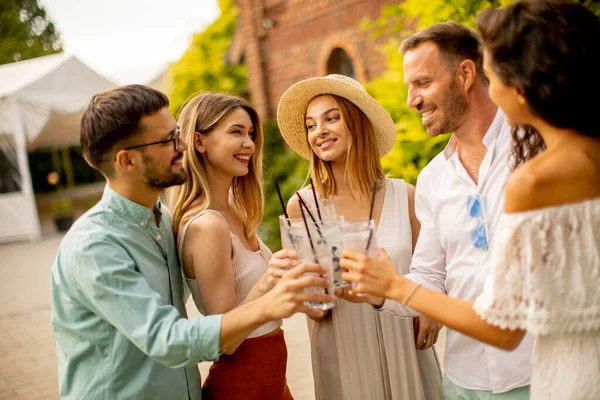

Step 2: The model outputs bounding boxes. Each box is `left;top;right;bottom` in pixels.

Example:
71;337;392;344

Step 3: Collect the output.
229;0;402;120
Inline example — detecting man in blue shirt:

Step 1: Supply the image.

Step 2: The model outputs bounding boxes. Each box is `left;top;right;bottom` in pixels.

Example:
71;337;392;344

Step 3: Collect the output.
51;85;331;399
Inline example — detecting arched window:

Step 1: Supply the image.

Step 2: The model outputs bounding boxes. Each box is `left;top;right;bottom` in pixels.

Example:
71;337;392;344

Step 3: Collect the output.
326;48;355;79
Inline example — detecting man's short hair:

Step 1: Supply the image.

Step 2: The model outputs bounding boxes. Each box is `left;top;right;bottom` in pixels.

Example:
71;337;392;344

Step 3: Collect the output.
80;84;169;176
399;21;487;84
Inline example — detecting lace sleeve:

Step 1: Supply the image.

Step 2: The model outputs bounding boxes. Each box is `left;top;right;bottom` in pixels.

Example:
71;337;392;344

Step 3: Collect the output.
474;202;600;335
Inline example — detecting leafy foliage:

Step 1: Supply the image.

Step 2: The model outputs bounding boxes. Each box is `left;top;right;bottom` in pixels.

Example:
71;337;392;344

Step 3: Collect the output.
169;0;247;116
577;0;600;15
259;121;309;250
0;0;62;65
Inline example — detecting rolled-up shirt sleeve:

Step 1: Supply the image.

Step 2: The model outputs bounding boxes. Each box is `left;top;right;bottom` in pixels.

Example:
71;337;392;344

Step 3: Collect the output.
70;239;222;368
378;173;447;318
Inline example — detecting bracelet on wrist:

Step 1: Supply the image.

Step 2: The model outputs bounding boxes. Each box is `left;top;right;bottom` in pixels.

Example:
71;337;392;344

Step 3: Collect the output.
402;283;421;305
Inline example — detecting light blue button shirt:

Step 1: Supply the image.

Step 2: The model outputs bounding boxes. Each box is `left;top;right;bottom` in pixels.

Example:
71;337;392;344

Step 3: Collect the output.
51;185;222;399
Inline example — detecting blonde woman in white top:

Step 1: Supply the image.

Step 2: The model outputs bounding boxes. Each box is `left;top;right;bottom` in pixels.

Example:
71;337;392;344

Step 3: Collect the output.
169;92;330;399
277;74;443;400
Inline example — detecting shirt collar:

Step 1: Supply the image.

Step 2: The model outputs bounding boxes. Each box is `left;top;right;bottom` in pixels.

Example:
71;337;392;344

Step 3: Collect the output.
102;185;158;226
442;108;505;160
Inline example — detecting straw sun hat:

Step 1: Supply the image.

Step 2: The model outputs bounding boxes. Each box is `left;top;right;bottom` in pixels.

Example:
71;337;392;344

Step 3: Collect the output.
276;74;396;159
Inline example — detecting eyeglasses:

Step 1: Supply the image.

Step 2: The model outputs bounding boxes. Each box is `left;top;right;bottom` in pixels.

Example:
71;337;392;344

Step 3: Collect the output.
124;127;180;152
467;193;489;250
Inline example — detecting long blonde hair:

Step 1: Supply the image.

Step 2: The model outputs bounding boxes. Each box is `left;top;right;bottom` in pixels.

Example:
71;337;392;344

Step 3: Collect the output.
309;94;384;203
169;92;264;239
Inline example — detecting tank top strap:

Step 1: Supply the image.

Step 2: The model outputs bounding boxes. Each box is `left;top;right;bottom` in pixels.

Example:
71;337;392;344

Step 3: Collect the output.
177;209;229;266
375;178;413;275
387;178;408;215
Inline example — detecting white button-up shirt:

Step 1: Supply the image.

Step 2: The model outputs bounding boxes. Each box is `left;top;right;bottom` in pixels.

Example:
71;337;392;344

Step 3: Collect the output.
380;109;534;393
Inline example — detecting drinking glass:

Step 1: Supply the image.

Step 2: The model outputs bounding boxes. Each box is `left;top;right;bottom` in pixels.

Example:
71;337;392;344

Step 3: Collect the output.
279;212;347;289
294;235;335;310
341;218;378;293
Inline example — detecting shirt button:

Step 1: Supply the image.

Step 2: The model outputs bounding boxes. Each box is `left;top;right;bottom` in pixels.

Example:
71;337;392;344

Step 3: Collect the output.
156;235;161;241
140;221;145;227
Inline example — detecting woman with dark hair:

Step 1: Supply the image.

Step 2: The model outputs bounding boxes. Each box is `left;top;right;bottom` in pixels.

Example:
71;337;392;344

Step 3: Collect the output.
340;1;600;399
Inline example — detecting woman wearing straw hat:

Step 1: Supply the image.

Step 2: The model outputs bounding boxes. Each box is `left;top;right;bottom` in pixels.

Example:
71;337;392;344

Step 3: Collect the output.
168;92;331;399
277;74;443;400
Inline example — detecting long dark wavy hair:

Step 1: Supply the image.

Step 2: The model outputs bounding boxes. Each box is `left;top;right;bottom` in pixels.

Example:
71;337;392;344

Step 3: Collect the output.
477;0;600;169
510;126;546;169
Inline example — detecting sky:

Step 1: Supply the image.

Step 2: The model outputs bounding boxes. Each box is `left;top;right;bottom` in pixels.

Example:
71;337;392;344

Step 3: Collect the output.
38;0;219;84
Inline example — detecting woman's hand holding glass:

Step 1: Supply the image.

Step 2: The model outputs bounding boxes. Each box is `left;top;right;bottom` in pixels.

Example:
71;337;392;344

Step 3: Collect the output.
262;249;299;291
340;247;410;300
261;263;335;321
334;285;384;306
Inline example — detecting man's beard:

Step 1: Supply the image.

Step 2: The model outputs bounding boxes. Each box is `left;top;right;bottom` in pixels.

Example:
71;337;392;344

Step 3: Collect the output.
428;79;469;136
141;152;188;190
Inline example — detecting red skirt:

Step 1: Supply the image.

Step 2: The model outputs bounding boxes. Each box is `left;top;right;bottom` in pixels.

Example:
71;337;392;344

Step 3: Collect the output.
202;330;294;400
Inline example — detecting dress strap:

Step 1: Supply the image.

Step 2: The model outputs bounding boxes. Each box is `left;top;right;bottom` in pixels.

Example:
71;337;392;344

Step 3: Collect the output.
394;178;411;244
389;178;408;208
384;178;409;223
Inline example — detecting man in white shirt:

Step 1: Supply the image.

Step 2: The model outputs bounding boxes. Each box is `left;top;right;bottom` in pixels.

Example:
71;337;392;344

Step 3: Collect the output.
377;22;534;399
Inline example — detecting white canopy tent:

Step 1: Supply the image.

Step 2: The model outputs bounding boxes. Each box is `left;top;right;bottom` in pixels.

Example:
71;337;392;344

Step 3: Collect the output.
0;53;116;243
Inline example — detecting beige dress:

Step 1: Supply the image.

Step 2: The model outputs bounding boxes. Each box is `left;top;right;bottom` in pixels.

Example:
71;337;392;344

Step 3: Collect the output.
302;179;443;400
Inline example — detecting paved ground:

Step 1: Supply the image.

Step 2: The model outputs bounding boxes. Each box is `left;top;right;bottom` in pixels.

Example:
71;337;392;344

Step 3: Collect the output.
0;234;445;399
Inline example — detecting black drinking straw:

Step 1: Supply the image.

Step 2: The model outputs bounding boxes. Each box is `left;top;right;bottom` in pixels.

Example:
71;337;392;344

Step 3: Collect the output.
274;181;289;221
298;199;319;263
297;192;324;239
365;180;378;252
299;193;330;296
275;181;296;247
309;178;322;221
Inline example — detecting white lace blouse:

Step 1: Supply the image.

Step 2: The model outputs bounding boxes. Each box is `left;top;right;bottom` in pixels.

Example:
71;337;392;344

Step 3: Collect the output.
474;197;600;400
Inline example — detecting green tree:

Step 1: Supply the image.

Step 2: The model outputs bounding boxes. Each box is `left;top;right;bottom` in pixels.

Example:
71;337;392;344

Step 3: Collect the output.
169;0;247;116
0;0;62;65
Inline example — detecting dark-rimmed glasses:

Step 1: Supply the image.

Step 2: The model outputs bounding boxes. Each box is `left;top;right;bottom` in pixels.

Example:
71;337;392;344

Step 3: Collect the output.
124;127;180;152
